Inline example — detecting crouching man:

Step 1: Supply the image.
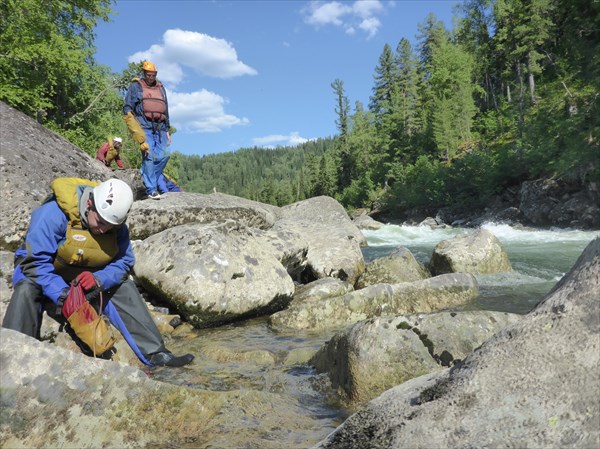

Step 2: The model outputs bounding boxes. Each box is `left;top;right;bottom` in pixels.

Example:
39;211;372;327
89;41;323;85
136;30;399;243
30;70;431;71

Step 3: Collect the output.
2;177;194;367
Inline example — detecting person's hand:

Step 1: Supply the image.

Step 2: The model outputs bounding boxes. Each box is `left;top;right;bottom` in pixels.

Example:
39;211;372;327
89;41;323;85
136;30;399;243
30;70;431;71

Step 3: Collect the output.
76;272;97;291
140;142;149;155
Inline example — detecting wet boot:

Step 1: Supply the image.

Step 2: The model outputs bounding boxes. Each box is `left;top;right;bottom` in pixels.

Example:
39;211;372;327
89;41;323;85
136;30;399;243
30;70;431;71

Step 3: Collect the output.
149;351;194;367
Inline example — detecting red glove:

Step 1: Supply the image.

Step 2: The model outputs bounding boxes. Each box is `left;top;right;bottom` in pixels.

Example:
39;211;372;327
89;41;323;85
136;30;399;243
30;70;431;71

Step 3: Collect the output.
76;271;98;291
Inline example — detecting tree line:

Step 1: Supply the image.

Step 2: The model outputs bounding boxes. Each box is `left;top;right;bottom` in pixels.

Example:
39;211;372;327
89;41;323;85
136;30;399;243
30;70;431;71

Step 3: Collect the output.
1;0;598;216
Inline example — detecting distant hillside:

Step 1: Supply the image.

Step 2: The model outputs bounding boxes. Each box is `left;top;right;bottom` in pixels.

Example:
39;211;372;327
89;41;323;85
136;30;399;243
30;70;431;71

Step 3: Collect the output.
178;137;335;206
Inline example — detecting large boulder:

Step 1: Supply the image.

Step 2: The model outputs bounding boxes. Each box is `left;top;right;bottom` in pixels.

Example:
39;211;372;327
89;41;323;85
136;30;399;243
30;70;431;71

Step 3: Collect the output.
0;102;112;250
127;191;280;240
356;246;430;289
269;273;479;332
313;238;600;449
311;311;521;407
274;196;366;285
429;228;512;275
293;278;354;303
352;214;385;230
132;221;295;328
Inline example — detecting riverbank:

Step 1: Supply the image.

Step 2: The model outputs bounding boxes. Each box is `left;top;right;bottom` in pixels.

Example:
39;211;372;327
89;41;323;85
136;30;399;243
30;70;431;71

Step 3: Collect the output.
2;224;598;448
369;178;600;231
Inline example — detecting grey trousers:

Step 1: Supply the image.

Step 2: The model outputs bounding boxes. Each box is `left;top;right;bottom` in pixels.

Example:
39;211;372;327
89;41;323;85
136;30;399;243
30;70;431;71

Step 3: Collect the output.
2;278;166;358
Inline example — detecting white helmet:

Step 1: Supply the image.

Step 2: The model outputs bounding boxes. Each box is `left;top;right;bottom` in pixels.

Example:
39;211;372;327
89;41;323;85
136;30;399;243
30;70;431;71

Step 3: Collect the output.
92;179;134;225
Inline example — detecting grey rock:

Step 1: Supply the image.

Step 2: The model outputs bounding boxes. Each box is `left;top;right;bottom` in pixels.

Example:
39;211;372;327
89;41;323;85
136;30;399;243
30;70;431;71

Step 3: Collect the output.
127;191;280;240
293;277;354;303
0;328;330;449
520;179;600;228
311;310;521;407
429;228;512;275
313;237;600;449
274;196;367;285
356;246;430;288
0;102;112;250
353;214;385;230
269;273;479;331
133;221;295;328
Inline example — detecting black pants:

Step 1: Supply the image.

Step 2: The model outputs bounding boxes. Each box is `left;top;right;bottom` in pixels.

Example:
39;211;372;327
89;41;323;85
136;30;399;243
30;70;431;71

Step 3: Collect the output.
2;278;166;358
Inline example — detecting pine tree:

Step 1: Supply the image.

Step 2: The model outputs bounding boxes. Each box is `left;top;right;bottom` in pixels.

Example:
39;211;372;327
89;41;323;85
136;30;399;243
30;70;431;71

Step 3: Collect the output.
369;43;398;120
494;0;556;105
393;38;422;164
416;14;451;152
331;79;352;189
429;39;477;161
455;0;498;112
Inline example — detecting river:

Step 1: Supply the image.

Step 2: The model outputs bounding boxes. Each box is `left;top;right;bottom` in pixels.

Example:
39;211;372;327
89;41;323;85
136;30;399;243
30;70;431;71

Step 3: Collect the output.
152;223;599;448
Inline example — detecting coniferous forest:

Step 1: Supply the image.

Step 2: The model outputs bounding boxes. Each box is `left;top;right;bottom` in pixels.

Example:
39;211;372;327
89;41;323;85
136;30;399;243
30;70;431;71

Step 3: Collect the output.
1;0;598;217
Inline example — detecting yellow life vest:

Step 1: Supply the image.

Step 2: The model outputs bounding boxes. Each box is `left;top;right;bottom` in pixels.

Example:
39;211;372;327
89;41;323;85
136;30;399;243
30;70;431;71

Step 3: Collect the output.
105;138;120;165
50;178;120;281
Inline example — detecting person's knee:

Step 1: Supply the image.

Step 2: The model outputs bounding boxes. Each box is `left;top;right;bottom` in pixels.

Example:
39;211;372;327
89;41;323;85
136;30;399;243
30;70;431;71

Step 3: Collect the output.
8;279;42;303
108;279;142;302
2;279;44;336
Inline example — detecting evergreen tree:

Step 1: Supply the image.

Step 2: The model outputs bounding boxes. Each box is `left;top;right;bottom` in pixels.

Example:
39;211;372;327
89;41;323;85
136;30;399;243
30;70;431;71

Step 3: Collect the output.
494;0;556;115
341;101;380;208
416;14;451;152
393;38;422;163
331;79;352;189
417;13;450;79
369;43;398;120
368;44;400;185
455;0;498;112
429;39;477;160
313;153;338;197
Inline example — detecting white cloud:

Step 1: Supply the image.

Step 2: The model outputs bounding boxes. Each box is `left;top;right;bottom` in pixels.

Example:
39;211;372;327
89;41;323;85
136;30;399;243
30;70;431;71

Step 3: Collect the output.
168;89;249;133
304;0;384;38
252;132;310;148
128;29;257;87
305;1;352;26
359;17;381;39
352;0;384;18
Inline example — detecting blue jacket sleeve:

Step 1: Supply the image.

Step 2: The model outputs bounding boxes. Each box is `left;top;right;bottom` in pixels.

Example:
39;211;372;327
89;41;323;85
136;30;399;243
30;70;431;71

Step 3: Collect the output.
162;85;170;129
16;201;70;303
123;82;141;116
93;224;135;291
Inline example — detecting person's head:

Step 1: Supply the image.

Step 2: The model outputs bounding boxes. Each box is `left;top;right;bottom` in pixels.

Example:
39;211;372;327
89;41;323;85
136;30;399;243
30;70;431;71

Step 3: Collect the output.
87;179;133;234
142;61;157;86
113;137;122;149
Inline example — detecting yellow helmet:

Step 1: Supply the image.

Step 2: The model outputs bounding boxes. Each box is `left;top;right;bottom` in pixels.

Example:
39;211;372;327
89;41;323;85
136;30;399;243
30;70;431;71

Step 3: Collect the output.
142;61;157;72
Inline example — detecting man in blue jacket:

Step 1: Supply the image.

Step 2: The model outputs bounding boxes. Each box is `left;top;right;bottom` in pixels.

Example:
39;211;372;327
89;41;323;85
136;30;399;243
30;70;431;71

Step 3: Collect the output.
2;178;194;367
123;61;171;200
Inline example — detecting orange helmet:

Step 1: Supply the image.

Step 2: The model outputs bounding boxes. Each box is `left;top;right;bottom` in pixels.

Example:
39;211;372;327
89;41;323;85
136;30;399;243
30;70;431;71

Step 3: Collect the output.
142;61;157;72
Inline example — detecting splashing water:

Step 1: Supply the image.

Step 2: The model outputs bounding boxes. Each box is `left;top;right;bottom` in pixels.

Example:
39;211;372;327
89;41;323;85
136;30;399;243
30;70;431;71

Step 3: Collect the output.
362;222;599;314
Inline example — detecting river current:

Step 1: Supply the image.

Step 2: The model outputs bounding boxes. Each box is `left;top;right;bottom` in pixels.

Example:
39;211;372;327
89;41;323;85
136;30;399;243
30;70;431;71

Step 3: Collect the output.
152;223;599;448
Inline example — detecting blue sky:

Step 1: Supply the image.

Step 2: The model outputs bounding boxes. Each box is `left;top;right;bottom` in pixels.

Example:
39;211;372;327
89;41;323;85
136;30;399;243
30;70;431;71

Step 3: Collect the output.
94;0;459;157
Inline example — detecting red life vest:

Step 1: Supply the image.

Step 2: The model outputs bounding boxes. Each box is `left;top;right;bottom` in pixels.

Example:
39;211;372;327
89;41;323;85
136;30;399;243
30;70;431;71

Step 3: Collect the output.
137;78;168;122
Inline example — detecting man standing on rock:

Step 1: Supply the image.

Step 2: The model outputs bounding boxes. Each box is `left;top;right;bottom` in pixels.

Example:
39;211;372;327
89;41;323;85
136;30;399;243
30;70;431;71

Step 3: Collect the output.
2;177;194;367
123;61;171;200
